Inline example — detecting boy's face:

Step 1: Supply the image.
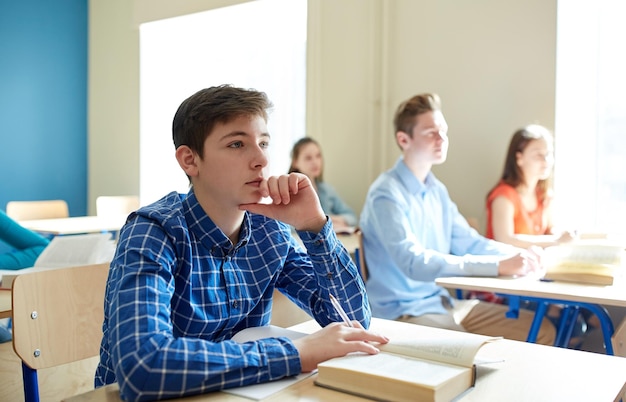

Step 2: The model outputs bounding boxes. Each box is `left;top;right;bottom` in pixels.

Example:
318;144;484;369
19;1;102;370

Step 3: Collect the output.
404;110;449;165
192;114;270;208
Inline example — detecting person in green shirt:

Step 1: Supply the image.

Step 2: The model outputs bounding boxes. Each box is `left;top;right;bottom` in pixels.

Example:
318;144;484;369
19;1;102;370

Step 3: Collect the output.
0;209;50;270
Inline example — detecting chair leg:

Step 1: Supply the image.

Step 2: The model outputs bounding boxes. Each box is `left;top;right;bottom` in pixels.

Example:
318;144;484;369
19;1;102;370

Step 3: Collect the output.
22;362;40;402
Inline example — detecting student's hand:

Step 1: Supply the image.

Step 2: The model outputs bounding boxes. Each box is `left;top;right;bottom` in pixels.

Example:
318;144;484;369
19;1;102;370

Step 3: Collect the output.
239;173;327;232
497;247;542;277
292;322;390;372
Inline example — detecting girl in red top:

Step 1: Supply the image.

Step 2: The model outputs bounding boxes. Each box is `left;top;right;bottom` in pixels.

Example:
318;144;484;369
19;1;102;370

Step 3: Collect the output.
486;124;576;247
477;126;593;347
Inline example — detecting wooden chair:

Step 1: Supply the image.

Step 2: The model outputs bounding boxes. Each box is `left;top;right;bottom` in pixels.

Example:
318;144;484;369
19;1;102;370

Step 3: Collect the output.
354;228;369;282
95;195;139;218
11;263;109;402
6;200;69;221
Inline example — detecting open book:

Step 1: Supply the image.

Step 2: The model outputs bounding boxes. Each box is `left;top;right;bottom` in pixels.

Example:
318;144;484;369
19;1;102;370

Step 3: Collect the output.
0;233;115;289
315;330;499;402
542;243;624;285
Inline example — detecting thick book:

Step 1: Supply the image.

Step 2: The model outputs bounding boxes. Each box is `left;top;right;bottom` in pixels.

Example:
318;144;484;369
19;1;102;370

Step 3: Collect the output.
542;243;624;285
0;233;115;289
315;329;499;402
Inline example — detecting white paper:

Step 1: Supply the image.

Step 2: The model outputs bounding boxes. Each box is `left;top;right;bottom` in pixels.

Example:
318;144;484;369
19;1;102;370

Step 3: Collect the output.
223;325;315;400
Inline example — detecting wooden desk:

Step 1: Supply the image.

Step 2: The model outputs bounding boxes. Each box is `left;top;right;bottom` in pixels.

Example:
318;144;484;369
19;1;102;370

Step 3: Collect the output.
436;276;626;308
65;318;626;402
336;232;359;254
19;216;127;236
436;276;626;353
0;290;10;319
294;232;359;255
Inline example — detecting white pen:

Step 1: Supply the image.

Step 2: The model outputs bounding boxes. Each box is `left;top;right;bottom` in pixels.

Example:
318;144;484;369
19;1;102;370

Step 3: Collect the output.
329;294;354;327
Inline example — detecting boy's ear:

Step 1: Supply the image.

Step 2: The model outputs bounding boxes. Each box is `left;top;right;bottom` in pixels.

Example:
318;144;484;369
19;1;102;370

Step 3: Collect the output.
175;145;199;178
396;131;411;150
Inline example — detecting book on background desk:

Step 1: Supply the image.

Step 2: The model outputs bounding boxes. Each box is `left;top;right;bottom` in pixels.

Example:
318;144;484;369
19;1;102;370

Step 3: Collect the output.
543;243;624;286
222;325;315;400
315;329;500;402
0;233;115;289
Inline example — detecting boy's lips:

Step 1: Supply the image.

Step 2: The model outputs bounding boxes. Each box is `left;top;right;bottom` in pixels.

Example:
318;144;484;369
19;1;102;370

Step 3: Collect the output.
246;178;263;187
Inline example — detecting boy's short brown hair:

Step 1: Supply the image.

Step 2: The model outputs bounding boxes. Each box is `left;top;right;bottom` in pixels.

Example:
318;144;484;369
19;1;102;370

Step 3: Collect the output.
172;85;273;158
393;93;441;137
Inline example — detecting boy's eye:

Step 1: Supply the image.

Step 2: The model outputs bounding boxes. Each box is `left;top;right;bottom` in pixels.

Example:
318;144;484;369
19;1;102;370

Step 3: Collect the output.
228;141;243;148
260;141;270;149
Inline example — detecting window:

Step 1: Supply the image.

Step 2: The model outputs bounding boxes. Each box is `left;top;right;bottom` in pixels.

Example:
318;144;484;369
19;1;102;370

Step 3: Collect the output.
139;0;307;204
554;0;626;236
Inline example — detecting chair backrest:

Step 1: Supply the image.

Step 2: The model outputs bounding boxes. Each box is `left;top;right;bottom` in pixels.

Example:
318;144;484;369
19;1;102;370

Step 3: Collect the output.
96;195;139;218
354;228;369;282
11;263;109;401
6;200;69;221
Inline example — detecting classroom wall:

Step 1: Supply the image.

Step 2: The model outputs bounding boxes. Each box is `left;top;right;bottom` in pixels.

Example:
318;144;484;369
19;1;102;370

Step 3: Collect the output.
0;0;88;216
91;0;556;230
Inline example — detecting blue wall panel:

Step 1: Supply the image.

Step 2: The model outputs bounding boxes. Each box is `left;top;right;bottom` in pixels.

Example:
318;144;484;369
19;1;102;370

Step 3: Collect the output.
0;0;88;220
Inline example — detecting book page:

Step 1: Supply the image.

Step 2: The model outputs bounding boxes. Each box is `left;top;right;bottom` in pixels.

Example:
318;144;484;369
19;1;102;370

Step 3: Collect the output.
34;233;115;268
223;326;315;401
320;352;469;388
379;332;500;368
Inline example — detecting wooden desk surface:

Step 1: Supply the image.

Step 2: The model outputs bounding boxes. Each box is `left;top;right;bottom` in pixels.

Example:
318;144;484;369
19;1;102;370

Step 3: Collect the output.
19;215;127;236
436;275;626;308
0;290;10;319
335;232;359;254
65;318;626;402
294;232;359;255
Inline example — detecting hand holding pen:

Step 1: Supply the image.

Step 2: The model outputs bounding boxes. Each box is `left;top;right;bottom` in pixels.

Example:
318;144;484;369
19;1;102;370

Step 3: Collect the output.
330;294;354;327
291;294;389;372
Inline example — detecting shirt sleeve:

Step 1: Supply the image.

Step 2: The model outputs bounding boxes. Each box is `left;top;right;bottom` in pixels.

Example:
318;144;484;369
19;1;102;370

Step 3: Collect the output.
282;219;371;327
317;182;358;226
0;211;50;269
367;190;506;281
102;222;302;401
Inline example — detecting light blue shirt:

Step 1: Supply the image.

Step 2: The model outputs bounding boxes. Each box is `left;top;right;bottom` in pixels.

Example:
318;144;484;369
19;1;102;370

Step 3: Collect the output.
316;181;358;227
359;158;517;320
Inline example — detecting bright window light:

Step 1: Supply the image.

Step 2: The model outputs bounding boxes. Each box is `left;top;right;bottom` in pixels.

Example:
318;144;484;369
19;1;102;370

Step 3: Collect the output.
139;0;307;205
554;0;626;237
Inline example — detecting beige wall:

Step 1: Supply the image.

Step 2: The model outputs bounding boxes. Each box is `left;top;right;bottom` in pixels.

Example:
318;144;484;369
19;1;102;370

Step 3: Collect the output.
89;0;556;232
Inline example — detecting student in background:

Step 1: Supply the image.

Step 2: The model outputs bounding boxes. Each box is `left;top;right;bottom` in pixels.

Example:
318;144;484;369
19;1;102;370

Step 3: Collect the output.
359;93;556;344
486;124;576;248
0;209;50;343
0;209;50;270
289;137;358;231
482;125;588;343
95;85;387;401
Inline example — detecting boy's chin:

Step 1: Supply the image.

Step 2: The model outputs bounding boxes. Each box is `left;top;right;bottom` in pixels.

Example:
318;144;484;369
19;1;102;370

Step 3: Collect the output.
243;195;269;205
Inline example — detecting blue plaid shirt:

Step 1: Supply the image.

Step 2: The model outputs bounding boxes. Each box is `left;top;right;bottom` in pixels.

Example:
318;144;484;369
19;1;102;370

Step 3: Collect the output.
95;190;370;401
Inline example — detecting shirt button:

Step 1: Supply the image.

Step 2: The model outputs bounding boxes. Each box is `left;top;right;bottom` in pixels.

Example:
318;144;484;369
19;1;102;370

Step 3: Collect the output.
232;300;238;309
326;273;333;280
